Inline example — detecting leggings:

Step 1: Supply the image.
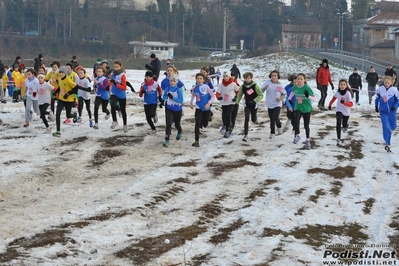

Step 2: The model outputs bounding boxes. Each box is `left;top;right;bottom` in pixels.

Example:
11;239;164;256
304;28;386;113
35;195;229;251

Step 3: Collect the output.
56;100;73;131
78;97;92;119
165;108;182;140
244;106;258;135
194;109;210;141
94;97;110;124
144;104;157;130
268;107;282;134
231;104;239;129
294;110;311;138
222;105;235;131
110;95;127;126
336;111;349;140
39;103;50;128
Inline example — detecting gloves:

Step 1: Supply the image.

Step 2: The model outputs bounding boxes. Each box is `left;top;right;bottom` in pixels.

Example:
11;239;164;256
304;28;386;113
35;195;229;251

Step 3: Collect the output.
391;106;396;111
63;93;69;99
317;85;321;90
168;92;173;99
331;84;334;90
142;89;146;95
340;100;344;104
217;96;223;101
304;90;309;98
328;106;332;110
158;96;163;102
145;64;150;69
375;106;379;113
110;79;116;85
289;100;294;106
232;96;236;102
159;101;164;108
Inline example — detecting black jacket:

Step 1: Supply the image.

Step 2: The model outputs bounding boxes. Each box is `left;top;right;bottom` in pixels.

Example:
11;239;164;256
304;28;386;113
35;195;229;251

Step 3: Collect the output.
145;58;161;78
230;65;241;79
34;58;42;72
366;72;379;86
349;73;362;89
385;68;397;85
0;60;5;77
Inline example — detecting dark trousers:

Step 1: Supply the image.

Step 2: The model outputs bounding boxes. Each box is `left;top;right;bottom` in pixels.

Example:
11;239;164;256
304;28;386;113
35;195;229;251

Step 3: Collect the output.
244;106;258;135
39;103;50;128
294;110;311;138
110;95;127;126
165;108;182;140
94;97;110;124
268;107;282;134
336;111;349;140
50;98;56;113
78;97;92;119
144;104;157;130
222;104;235;131
231;104;239;129
287;107;295;128
194;109;210;141
318;85;327;107
353;88;360;103
56;100;73;131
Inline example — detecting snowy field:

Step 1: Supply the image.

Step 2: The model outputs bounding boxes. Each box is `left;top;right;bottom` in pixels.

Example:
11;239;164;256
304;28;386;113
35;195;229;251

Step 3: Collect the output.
0;53;398;265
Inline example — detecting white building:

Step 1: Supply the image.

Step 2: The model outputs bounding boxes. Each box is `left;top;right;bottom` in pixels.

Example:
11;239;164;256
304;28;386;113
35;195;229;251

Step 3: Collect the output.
128;41;179;60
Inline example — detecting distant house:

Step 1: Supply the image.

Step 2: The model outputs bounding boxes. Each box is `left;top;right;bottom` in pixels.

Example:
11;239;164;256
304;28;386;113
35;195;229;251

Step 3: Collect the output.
281;24;322;49
353;1;399;61
128;41;179;60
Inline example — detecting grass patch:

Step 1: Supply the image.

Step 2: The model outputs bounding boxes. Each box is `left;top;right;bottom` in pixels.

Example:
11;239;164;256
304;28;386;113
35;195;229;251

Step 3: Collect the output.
330;181;343;196
295;207;306;216
206;159;261;177
308;165;355;178
358;198;375;215
170;160;198;167
245;179;278;201
99;135;143;148
209;218;248;245
292;188;306;194
309;189;326;203
92;149;123;167
243;149;259;156
285;161;299;167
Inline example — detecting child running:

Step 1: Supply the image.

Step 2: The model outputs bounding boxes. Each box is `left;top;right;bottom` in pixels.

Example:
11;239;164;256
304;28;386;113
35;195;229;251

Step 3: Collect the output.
162;74;184;147
216;70;239;138
261;70;286;139
235;72;264;142
23;69;40;127
139;71;162;135
46;61;60;115
285;74;296;133
53;66;77;137
190;72;215;147
375;75;399;152
92;66;110;129
328;79;354;146
37;74;55;133
109;61;128;132
287;73;317;149
75;66;93;126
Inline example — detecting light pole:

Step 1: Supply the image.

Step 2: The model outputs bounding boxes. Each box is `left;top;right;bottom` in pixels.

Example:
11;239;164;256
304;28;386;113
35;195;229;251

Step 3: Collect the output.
222;8;227;59
337;12;347;66
287;19;290;49
182;14;186;47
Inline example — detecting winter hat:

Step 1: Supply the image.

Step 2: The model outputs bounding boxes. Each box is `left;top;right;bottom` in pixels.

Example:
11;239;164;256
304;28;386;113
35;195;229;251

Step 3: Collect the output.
39;54;43;59
223;71;231;77
96;58;102;63
75;65;86;73
150;53;156;59
59;66;68;73
322;59;328;64
37;74;45;79
145;71;153;77
16;56;21;61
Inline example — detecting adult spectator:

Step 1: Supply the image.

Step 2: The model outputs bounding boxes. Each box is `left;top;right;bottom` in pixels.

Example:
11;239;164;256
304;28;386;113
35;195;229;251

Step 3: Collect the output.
349;68;362;105
316;58;334;110
70;55;80;70
365;66;379;105
384;63;397;87
0;59;5;103
93;58;101;78
34;54;43;72
230;64;241;79
145;53;161;79
13;56;22;67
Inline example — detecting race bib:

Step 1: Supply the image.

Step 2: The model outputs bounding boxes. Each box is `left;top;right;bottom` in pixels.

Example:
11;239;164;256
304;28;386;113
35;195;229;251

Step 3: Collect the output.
148;86;152;92
196;94;201;101
297;96;303;104
39;89;44;95
276;86;283;92
224;94;229;101
247;88;254;95
383;95;388;102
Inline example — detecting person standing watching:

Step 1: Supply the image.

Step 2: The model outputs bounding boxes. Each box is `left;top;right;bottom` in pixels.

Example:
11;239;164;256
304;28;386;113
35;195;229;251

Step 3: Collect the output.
384;63;397;87
348;68;362;105
145;53;161;79
365;66;379;104
70;55;80;70
34;54;43;72
316;59;334;110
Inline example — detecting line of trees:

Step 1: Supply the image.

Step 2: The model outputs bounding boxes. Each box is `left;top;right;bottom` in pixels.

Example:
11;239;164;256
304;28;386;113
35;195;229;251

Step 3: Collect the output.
0;0;374;58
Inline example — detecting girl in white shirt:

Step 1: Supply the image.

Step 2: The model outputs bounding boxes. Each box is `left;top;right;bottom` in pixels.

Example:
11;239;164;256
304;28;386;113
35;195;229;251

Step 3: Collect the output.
37;74;55;133
23;69;40;127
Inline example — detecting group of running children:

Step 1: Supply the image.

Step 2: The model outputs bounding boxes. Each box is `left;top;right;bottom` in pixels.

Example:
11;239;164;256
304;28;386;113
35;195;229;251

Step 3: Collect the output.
2;59;399;152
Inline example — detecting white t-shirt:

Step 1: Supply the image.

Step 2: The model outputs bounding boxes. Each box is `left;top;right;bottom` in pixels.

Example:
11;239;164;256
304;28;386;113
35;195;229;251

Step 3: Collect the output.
37;81;54;105
26;77;40;101
216;81;239;106
260;79;286;109
77;77;91;100
334;90;353;116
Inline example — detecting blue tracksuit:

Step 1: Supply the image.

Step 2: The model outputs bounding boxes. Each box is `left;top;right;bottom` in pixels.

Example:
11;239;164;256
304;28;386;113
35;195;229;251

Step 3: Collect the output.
375;85;399;145
162;85;184;111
